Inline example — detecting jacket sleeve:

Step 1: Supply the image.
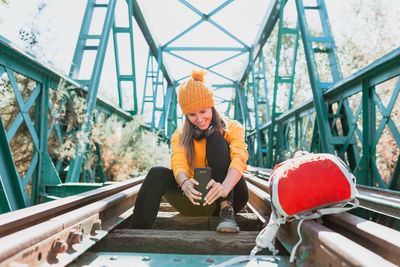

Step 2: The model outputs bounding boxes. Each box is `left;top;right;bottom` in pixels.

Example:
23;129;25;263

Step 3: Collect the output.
226;120;248;175
170;129;190;178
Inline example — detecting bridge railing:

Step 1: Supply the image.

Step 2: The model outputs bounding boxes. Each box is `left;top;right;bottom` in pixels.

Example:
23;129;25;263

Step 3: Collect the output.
0;36;133;212
247;47;400;191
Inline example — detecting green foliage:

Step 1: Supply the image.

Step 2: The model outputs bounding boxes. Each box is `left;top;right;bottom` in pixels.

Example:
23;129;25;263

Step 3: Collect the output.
47;79;170;182
91;115;170;180
48;79;91;163
1;66;170;183
335;0;400;77
17;2;58;69
259;0;400;182
0;72;37;182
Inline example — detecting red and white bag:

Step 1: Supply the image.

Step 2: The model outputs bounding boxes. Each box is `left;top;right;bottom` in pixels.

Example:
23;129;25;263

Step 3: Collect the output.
251;153;359;262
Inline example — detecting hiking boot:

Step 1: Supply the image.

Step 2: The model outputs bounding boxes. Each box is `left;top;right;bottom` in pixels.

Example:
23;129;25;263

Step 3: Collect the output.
216;204;240;233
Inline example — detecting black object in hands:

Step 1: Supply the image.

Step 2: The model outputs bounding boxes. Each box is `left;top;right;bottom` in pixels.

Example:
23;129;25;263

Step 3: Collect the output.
194;167;212;204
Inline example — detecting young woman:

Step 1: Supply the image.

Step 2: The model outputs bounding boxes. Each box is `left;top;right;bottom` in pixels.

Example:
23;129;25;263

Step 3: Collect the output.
131;70;249;232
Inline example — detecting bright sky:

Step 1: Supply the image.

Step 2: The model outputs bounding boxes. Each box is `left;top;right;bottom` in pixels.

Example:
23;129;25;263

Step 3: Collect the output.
1;0;399;115
0;0;270;114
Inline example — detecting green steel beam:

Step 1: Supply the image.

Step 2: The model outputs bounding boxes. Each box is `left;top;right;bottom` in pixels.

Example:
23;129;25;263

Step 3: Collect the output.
112;0;138;114
6;68;40;150
131;0;174;85
72;252;292;266
388;78;400;190
165;0;234;47
31;76;50;204
141;51;176;136
267;1;299;167
258;52;271;122
297;0;357;166
163;47;247;52
135;0;251;133
132;0;180;132
151;46;165;131
67;0;117;182
165;50;235;83
0;37;64;209
253;47;400;189
0;0;399;215
232;0;281;167
178;0;248;48
112;21;124;110
233;83;250;128
0;35;134;124
43;183;111;198
295;0;335;153
141;51;156;117
286;26;300;110
68;0;96;78
390;153;400;191
0;111;27;212
0;34;134;211
248;47;263;166
172;50;247;83
295;0;360;169
246;47;270;166
238;0;281;85
357;80;373;185
165;85;178;139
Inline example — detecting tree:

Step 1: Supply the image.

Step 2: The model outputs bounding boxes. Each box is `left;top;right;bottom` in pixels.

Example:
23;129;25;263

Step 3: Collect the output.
334;0;400;184
18;1;58;68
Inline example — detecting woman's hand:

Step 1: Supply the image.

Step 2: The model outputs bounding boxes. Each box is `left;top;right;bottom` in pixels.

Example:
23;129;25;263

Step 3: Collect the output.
203;179;229;206
181;178;202;205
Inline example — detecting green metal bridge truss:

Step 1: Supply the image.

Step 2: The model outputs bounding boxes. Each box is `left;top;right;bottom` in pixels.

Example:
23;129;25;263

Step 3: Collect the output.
1;0;399;227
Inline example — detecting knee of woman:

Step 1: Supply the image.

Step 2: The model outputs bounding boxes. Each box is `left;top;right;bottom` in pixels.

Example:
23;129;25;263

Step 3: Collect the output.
206;131;225;144
145;166;173;182
206;132;229;153
148;166;164;174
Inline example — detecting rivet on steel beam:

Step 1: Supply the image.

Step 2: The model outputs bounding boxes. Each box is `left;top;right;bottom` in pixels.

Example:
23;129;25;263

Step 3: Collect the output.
68;231;83;245
52;240;68;254
173;257;182;262
91;219;102;234
110;256;118;260
206;258;215;263
142;256;150;261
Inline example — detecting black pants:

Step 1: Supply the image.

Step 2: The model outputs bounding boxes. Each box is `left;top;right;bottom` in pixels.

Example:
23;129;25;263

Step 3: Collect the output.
131;131;249;229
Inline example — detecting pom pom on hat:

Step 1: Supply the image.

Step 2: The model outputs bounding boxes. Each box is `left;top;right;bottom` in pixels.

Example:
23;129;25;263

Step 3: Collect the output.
191;69;207;82
178;70;215;115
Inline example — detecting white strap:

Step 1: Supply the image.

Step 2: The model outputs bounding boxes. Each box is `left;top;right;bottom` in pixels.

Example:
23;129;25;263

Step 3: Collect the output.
253;211;285;256
312;198;359;218
289;198;359;262
210;256;250;267
250;246;262;258
210;255;281;267
289;217;305;262
211;212;284;267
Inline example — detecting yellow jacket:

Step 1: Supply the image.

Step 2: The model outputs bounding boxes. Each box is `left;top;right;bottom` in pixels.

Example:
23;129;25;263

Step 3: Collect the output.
171;118;248;179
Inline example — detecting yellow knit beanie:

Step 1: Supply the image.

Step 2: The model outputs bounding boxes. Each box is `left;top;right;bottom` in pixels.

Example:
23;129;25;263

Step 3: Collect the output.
178;70;215;115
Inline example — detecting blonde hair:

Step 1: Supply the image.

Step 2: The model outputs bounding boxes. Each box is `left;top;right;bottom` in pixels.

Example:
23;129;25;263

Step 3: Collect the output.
179;107;226;168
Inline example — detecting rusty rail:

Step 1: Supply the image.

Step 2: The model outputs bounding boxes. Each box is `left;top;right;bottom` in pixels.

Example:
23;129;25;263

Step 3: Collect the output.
0;177;144;266
1;168;400;266
356;185;400;220
245;167;400;266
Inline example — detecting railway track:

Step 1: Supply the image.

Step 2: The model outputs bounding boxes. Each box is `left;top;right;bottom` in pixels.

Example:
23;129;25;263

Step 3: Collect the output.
0;177;144;266
244;167;400;266
0;168;399;266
